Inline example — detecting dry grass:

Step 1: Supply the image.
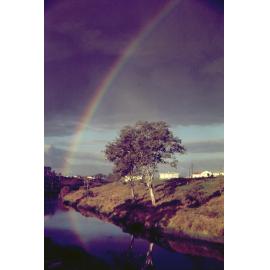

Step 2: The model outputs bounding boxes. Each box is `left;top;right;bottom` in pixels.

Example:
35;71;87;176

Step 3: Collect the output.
167;194;224;242
78;182;131;214
64;189;86;205
63;176;224;243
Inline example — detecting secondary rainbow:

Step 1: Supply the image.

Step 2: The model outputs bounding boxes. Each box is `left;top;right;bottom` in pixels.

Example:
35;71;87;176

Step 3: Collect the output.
62;0;181;176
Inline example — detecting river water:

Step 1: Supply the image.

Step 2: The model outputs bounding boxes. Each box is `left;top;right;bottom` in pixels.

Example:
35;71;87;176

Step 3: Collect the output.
44;199;223;270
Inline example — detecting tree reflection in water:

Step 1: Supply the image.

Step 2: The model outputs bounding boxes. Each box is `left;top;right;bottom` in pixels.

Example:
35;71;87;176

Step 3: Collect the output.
111;235;156;270
141;242;155;270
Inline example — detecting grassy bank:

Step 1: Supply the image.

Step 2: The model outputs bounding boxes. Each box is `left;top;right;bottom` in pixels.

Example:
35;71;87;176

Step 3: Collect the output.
63;176;224;244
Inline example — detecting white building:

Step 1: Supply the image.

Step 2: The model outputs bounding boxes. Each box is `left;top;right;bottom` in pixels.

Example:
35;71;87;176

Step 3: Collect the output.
213;172;224;177
192;171;213;178
124;175;143;182
159;172;179;180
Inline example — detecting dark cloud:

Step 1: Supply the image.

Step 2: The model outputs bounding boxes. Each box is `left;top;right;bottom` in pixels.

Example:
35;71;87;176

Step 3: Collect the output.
45;145;109;172
70;151;105;163
44;145;67;169
76;139;109;146
185;139;224;153
180;157;224;176
45;117;79;137
45;0;223;137
70;163;113;176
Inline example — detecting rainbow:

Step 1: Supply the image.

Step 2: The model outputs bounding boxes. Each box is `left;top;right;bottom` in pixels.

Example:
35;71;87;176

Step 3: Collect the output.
62;0;181;176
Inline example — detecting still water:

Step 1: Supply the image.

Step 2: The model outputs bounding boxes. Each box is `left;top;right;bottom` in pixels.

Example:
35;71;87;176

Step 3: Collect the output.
45;200;223;270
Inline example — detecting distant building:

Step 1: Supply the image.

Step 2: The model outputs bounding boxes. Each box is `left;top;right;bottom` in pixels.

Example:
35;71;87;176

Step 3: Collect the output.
159;172;179;180
84;176;94;181
213;172;224;177
124;175;143;182
192;171;213;178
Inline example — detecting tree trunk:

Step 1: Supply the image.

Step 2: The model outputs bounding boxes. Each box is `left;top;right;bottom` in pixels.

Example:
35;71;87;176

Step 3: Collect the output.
130;181;135;200
149;185;156;206
129;235;134;250
131;185;135;199
144;167;156;206
143;242;154;269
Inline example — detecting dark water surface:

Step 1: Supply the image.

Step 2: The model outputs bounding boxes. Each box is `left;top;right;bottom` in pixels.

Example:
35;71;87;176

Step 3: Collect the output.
44;200;223;270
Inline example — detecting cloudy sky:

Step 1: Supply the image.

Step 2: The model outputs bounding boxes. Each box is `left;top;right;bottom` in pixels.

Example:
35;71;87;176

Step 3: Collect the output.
45;0;224;176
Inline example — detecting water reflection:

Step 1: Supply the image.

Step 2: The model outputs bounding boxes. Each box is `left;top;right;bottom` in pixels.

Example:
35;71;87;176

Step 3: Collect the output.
44;198;58;216
109;235;155;270
44;199;223;270
45;237;110;270
142;242;154;270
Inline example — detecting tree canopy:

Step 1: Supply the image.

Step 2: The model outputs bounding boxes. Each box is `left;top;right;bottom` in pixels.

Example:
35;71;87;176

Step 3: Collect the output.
105;121;186;205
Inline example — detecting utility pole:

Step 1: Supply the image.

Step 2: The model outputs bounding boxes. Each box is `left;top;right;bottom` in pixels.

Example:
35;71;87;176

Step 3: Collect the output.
188;163;194;178
219;163;224;173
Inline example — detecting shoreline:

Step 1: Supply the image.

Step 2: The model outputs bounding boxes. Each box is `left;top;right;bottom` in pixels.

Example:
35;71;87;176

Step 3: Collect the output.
62;177;224;248
62;198;224;261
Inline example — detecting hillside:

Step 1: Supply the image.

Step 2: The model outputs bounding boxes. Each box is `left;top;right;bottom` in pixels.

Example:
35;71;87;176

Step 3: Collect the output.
63;176;224;244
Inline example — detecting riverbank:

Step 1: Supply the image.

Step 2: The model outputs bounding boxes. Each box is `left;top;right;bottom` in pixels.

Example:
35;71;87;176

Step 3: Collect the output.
62;176;224;244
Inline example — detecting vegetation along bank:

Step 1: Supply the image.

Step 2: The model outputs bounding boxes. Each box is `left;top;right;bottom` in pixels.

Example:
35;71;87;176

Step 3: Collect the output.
62;176;224;244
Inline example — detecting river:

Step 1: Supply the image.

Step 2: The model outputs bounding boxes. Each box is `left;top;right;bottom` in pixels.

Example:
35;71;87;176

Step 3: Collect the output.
44;199;223;270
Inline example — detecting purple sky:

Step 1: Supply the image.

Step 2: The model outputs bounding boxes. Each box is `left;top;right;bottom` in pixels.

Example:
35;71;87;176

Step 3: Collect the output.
45;0;224;176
